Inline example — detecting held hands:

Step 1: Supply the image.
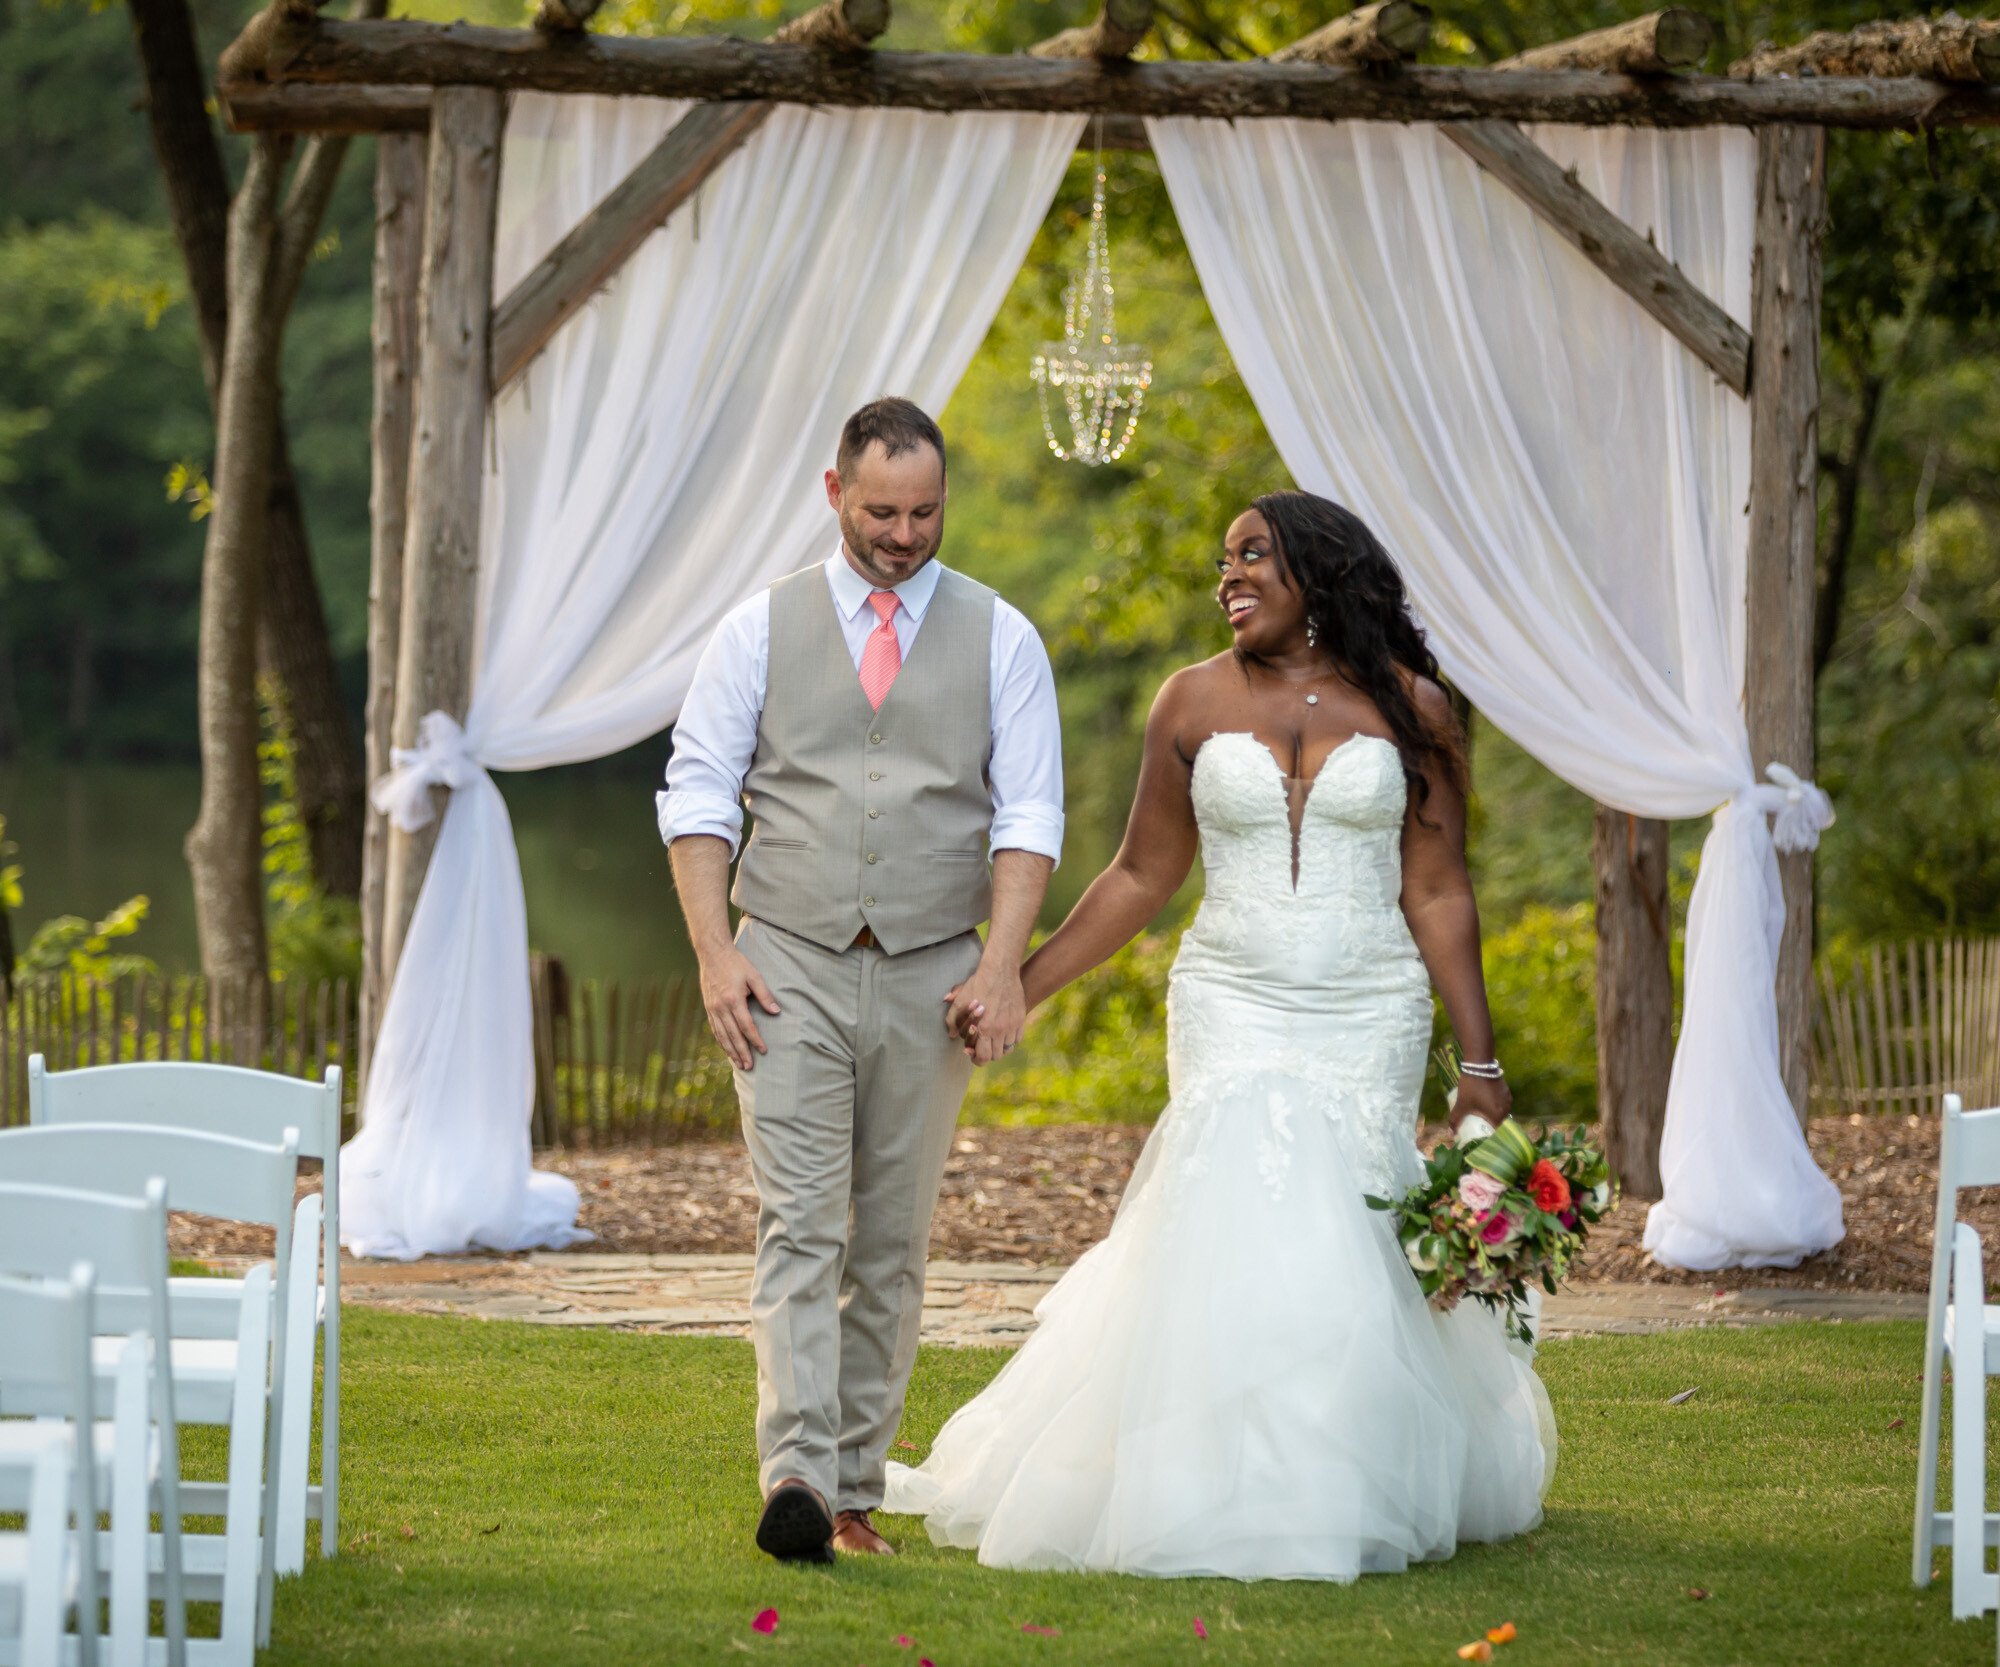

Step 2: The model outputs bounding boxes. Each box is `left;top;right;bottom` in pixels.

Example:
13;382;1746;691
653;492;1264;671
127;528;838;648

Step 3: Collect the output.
943;961;1029;1067
1448;1072;1511;1137
698;944;780;1071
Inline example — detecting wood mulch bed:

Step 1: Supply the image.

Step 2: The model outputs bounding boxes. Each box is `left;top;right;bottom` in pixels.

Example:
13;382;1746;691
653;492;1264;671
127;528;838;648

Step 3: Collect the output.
173;1113;1970;1294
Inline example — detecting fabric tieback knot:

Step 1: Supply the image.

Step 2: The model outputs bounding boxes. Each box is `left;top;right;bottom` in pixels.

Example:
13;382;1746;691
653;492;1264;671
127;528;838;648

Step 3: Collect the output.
1736;761;1835;855
370;710;481;833
859;590;902;711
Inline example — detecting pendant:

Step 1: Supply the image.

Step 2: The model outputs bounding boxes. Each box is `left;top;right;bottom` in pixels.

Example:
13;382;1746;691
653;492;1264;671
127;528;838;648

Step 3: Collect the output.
1305;694;1319;706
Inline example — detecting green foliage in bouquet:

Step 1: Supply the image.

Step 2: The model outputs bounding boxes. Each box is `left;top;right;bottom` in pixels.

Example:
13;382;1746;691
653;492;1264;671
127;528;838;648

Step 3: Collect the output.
1366;1117;1614;1346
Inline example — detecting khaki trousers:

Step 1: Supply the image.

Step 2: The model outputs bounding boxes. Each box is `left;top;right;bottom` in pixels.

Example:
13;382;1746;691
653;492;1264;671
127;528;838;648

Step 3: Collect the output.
732;915;982;1511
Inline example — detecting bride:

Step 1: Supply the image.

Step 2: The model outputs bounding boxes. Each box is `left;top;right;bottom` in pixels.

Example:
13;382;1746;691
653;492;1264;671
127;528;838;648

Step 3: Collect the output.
888;491;1555;1582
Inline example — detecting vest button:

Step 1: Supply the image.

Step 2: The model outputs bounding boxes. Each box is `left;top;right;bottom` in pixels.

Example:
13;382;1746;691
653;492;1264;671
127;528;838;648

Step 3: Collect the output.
866;852;879;864
863;895;876;908
869;732;883;745
869;771;883;781
868;808;881;819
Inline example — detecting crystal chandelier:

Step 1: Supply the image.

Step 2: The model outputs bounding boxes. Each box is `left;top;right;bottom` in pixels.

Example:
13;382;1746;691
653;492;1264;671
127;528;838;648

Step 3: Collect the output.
1030;144;1153;467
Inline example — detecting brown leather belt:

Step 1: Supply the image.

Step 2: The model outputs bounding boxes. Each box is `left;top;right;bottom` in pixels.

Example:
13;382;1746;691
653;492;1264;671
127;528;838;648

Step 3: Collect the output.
850;925;879;950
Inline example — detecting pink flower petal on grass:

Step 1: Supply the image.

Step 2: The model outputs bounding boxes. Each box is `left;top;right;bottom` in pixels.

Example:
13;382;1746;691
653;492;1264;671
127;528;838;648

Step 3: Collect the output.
1193;1616;1209;1640
752;1608;778;1635
1021;1623;1062;1637
893;1637;914;1650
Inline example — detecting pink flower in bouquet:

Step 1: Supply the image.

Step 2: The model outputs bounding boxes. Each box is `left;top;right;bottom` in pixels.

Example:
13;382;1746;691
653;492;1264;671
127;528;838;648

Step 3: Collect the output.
1458;1170;1506;1211
1477;1209;1517;1247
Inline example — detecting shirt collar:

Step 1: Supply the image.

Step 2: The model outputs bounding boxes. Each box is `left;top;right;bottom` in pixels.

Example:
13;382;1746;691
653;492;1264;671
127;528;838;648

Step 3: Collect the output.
824;546;945;623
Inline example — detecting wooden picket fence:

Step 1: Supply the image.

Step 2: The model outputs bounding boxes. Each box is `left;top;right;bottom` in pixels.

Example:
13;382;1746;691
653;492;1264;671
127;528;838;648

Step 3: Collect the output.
1810;937;2000;1116
0;970;356;1128
528;954;738;1145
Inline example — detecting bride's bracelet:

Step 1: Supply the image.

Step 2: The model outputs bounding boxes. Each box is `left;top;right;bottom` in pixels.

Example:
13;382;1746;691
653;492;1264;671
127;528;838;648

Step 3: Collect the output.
1458;1058;1505;1080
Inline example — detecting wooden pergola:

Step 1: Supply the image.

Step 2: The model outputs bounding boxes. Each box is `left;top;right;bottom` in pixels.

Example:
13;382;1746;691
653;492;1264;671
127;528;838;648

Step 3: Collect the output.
213;0;2000;1194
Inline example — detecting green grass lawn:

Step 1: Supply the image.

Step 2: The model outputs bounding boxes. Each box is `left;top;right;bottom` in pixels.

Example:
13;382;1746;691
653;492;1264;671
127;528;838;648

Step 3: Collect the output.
245;1311;1981;1666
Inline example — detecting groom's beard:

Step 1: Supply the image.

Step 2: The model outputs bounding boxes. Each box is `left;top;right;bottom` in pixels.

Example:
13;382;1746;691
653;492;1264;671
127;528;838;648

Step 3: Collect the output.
840;509;944;588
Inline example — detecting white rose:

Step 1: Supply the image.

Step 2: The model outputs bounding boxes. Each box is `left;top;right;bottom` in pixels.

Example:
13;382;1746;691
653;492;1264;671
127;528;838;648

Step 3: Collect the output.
1406;1236;1439;1274
1586;1181;1611;1212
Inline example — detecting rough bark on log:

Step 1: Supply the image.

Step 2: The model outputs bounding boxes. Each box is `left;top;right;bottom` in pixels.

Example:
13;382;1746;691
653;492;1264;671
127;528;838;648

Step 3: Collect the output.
217;0;324;84
489;100;774;393
187;139;286;986
381;87;505;985
249;21;2000;127
1271;1;1431;65
218;80;432;133
1498;8;1711;75
1745;125;1826;1128
1734;17;2000;85
360;132;425;1090
1442;119;1750;395
772;0;890;51
1030;0;1153;61
1593;807;1673;1200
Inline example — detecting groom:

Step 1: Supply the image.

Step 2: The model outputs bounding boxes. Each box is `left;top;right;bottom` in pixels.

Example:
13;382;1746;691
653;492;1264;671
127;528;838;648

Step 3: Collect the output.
658;398;1062;1562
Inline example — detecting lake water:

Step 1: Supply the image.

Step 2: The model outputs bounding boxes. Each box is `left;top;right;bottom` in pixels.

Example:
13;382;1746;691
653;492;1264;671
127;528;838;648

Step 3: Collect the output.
0;759;1130;982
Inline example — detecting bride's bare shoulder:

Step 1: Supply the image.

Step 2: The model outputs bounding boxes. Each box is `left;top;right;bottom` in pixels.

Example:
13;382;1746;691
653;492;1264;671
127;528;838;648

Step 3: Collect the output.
1148;655;1243;761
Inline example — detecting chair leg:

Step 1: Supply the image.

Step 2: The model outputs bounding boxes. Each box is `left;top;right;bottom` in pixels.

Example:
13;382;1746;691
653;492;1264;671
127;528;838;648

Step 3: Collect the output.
273;1309;317;1578
1955;1330;1992;1618
321;1297;339;1560
1919;1333;1947;1586
220;1286;272;1665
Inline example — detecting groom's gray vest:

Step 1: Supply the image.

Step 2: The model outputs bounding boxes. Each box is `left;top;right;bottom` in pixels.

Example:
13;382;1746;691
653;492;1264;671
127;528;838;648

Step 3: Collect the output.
730;563;996;956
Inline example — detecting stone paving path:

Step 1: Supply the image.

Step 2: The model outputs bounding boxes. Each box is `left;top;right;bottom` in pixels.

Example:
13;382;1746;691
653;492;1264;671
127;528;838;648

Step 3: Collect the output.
333;1252;1925;1346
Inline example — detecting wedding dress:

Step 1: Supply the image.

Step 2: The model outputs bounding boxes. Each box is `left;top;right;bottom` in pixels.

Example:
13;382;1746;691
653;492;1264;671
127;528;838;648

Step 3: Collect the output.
883;731;1556;1580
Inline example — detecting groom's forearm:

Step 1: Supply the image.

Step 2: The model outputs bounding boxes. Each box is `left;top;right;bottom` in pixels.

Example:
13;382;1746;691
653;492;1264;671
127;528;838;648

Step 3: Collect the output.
669;835;737;962
981;849;1054;971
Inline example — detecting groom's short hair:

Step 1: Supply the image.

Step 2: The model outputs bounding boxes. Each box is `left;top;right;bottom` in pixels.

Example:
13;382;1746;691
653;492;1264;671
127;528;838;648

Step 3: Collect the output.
838;398;947;482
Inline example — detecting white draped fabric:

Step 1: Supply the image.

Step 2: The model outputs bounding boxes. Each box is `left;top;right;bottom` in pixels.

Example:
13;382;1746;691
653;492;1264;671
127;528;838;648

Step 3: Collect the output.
342;96;1086;1258
1148;117;1842;1269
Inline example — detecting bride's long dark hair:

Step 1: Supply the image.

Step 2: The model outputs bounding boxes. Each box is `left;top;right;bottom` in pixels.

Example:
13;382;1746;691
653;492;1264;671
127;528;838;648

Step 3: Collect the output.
1250;490;1467;826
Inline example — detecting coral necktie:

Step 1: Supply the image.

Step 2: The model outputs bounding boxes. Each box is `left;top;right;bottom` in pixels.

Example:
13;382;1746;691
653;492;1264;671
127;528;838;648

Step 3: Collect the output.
858;590;902;711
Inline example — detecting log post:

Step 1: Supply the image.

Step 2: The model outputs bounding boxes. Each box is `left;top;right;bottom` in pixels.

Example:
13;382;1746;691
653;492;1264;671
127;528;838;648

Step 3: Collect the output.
1745;124;1826;1128
1732;17;2000;84
360;132;426;1088
380;88;505;989
1593;807;1673;1197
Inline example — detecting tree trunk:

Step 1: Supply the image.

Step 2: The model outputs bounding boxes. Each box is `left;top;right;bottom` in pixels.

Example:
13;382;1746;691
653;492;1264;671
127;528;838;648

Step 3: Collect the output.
187;139;287;986
1593;807;1673;1198
0;632;18;763
360;131;425;1090
1812;368;1885;679
128;0;366;900
1746;125;1828;1127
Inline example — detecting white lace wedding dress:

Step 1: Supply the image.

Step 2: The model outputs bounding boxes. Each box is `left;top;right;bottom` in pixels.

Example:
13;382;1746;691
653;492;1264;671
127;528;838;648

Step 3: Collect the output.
883;731;1556;1580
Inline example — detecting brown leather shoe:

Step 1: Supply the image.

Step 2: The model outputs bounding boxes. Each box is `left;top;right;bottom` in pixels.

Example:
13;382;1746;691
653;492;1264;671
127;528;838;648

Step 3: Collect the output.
756;1480;834;1564
832;1509;896;1556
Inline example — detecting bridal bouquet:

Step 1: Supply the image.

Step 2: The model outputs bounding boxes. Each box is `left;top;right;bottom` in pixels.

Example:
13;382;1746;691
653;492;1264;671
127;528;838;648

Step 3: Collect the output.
1366;1069;1613;1344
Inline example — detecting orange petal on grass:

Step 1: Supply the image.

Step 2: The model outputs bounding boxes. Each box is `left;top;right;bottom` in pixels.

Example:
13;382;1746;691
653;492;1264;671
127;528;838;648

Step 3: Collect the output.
752;1609;778;1635
1486;1622;1518;1644
1457;1644;1493;1662
1192;1616;1209;1640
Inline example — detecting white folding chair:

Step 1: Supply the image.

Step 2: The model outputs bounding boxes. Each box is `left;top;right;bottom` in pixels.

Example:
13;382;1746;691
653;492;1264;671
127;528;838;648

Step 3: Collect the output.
0;1268;97;1667
0;1126;293;1667
1915;1093;2000;1619
0;1183;188;1667
29;1056;343;1570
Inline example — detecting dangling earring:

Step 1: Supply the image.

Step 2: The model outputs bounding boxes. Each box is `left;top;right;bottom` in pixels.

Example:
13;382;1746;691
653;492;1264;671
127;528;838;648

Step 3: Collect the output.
1305;622;1319;649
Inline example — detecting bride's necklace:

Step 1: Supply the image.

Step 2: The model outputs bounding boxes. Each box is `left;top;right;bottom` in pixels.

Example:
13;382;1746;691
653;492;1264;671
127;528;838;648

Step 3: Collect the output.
1246;650;1339;708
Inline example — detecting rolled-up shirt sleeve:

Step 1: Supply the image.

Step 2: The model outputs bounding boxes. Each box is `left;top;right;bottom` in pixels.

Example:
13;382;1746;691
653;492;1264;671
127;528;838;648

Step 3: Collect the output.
986;600;1065;866
655;595;769;858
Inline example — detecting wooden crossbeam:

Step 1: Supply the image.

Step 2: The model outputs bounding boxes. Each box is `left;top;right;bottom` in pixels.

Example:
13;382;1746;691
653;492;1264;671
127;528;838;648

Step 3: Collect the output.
1030;0;1152;61
1441;119;1749;395
487;0;890;392
1497;8;1712;75
1734;16;2000;84
488;101;773;391
218;81;430;133
225;20;2000;128
1271;2;1431;66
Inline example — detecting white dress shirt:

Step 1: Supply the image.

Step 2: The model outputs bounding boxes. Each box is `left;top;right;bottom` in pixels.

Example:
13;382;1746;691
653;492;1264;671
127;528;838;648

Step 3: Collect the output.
657;550;1065;863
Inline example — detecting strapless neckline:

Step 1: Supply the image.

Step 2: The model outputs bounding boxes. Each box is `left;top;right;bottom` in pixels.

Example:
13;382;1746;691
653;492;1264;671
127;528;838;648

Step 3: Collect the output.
1193;730;1397;894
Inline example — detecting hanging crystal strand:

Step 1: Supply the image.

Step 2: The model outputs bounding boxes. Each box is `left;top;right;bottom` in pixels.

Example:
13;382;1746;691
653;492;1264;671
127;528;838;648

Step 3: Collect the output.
1031;130;1152;467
